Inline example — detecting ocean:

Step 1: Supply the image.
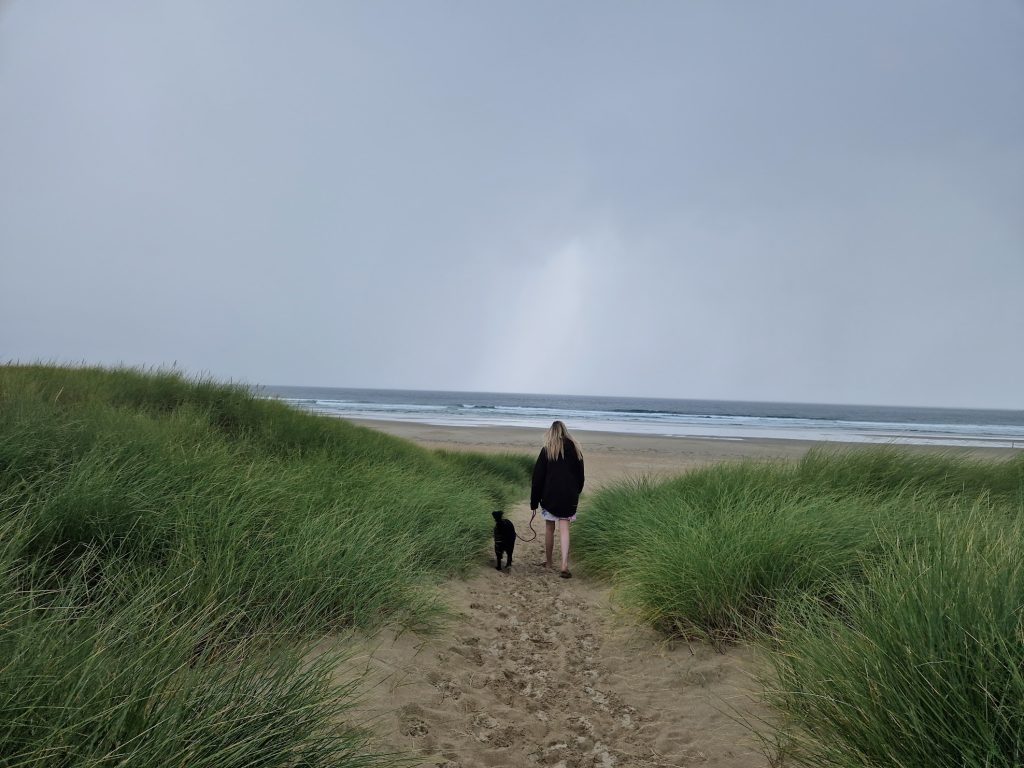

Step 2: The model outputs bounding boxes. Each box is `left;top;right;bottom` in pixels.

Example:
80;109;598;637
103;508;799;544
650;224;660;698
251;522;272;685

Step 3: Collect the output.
258;386;1024;449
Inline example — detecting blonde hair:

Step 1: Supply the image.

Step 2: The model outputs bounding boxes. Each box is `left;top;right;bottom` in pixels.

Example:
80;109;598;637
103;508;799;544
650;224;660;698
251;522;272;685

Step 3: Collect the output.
544;420;583;461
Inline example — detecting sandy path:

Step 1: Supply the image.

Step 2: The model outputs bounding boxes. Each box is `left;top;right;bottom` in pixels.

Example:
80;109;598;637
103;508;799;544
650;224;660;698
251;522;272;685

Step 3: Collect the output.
341;500;771;768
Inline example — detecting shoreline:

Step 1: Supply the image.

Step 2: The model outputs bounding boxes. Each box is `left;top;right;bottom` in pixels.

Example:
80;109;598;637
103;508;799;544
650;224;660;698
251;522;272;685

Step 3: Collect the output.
349;417;1020;488
264;388;1024;450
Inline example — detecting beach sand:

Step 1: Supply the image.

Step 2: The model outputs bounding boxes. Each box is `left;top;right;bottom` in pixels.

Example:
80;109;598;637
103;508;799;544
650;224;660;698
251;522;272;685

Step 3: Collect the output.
348;418;1016;489
336;421;1017;768
351;419;817;488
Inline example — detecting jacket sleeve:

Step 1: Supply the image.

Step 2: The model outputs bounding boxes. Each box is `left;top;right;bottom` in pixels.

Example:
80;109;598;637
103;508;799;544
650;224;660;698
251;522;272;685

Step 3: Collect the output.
577;456;585;494
530;449;547;510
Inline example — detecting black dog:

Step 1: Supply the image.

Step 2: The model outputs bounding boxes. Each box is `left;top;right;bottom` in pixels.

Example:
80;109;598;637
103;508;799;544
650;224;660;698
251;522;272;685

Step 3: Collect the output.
492;510;515;571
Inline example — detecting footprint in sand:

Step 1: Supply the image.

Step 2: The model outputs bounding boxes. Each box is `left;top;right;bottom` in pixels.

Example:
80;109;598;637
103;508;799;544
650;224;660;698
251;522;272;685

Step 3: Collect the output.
426;671;463;702
399;704;430;738
449;643;484;666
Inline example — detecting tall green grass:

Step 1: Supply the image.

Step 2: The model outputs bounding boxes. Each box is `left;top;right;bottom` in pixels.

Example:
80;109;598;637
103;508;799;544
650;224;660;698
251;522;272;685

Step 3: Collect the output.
765;506;1024;767
0;364;531;767
575;448;1024;766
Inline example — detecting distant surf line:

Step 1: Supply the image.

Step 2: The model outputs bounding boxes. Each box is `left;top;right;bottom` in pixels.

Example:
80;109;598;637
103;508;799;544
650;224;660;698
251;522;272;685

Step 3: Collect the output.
260;386;1024;449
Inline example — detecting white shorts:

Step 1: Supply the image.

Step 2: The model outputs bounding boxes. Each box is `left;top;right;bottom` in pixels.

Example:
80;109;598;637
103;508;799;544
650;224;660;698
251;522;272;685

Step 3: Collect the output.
539;507;577;523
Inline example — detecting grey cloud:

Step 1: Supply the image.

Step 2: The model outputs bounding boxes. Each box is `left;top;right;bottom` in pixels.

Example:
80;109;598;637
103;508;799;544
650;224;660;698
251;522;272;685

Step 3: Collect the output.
1;0;1022;407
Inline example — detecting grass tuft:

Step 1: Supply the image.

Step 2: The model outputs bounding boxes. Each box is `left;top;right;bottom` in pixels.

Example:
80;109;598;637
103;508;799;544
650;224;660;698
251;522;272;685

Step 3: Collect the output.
575;447;1024;766
0;363;531;767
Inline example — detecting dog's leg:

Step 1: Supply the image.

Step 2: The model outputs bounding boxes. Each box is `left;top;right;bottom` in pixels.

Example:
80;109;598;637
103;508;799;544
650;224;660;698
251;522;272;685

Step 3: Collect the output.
507;537;515;569
495;543;503;570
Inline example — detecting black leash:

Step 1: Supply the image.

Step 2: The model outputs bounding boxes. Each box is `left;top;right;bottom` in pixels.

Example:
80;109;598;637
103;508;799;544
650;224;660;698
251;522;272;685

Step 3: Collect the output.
515;512;538;543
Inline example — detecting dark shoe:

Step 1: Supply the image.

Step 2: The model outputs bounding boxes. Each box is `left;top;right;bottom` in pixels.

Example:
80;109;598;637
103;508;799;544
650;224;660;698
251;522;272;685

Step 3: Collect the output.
560;570;572;579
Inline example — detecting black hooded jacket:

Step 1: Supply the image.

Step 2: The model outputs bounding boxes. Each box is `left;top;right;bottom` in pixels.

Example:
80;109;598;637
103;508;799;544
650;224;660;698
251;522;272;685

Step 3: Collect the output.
530;440;585;517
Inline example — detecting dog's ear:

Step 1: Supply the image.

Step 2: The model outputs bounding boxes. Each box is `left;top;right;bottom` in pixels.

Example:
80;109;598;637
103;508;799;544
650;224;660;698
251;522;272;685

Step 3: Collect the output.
492;510;503;521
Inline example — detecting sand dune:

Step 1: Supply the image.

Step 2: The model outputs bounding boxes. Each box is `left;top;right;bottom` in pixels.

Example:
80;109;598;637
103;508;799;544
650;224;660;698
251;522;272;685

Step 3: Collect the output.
337;421;1020;766
332;423;792;767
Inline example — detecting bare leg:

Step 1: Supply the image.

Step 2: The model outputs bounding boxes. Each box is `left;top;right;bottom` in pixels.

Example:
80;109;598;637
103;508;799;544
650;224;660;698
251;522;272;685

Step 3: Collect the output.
544;520;555;567
559;519;571;573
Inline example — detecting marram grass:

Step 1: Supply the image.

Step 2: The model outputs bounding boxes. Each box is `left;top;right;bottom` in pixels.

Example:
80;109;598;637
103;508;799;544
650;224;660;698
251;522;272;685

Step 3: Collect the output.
0;364;531;767
763;507;1024;768
575;447;1024;767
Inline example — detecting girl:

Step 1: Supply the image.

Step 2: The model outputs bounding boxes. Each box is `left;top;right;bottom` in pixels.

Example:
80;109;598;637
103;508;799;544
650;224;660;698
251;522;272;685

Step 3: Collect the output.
530;420;585;578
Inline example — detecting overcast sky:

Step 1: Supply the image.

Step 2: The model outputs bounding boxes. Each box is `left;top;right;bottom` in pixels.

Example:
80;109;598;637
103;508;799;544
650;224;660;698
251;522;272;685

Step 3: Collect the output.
1;1;1022;408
